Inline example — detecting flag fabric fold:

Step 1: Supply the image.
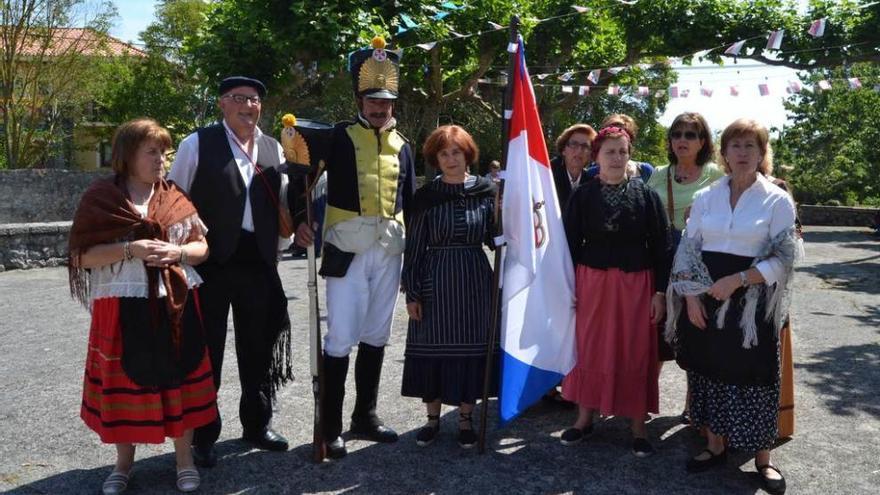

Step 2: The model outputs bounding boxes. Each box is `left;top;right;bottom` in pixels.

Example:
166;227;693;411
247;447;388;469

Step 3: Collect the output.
498;39;577;426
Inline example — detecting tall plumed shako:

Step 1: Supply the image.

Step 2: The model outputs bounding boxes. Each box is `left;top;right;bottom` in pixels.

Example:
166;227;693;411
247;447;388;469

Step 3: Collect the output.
348;36;401;100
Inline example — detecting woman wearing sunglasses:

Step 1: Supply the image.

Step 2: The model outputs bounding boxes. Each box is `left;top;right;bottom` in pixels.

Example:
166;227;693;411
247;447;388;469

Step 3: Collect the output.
646;113;725;415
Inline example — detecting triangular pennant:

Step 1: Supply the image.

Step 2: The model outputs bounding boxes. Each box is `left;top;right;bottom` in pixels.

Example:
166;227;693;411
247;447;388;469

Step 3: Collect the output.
766;29;785;51
488;21;504;30
441;1;463;10
787;80;802;94
637;86;649;97
433;11;450;21
449;30;465;38
558;72;573;82
808;18;826;38
608;67;624;75
578;85;590;96
399;13;419;29
562;85;574;93
607;85;620;96
724;40;747;56
587;69;601;84
848;77;862;89
572;5;589;13
416;42;437;51
758;83;770;96
700;87;714;97
536;73;550;80
817;80;832;91
730;86;740;96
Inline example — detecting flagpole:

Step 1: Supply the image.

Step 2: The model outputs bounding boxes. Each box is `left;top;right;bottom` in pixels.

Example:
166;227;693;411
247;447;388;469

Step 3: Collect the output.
478;14;519;455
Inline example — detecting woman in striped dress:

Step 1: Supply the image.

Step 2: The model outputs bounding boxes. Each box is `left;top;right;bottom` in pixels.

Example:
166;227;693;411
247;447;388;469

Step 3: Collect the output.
69;119;216;494
401;125;497;449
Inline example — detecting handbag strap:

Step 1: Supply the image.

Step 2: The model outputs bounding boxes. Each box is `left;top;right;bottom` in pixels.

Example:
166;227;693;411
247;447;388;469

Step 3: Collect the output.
666;166;676;230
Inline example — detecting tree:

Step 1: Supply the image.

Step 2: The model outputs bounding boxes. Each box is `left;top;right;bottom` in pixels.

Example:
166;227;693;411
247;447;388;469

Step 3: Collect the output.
183;1;831;170
0;0;117;168
96;0;212;143
775;63;880;206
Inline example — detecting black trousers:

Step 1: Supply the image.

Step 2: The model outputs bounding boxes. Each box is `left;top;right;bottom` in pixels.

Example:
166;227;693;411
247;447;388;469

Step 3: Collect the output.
192;234;284;447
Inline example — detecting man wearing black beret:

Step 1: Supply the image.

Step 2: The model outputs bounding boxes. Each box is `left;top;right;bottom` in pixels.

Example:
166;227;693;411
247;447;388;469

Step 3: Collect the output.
169;75;294;467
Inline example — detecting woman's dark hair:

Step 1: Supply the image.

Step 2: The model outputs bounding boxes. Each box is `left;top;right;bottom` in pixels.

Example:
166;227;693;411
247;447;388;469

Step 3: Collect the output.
666;112;715;167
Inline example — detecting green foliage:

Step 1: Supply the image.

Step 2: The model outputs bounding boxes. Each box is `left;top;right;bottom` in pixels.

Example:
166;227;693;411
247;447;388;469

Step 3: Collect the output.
775;63;880;206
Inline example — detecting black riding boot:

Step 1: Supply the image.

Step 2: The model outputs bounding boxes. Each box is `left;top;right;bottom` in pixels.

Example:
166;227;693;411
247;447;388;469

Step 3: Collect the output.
321;353;349;458
350;343;398;443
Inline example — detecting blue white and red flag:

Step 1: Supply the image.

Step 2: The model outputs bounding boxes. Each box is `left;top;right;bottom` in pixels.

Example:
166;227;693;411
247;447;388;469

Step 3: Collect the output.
498;39;576;425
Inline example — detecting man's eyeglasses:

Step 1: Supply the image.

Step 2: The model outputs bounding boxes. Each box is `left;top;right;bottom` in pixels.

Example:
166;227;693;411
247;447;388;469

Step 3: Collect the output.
670;130;699;140
566;142;591;151
223;94;262;105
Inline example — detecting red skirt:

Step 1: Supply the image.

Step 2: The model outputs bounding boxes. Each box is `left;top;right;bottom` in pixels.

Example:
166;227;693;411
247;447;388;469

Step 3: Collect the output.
561;266;658;419
81;296;217;444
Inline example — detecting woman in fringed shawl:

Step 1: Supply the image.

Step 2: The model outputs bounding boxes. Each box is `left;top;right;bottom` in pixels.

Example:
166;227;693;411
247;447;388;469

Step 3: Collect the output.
69;119;216;494
401;125;498;449
665;119;801;495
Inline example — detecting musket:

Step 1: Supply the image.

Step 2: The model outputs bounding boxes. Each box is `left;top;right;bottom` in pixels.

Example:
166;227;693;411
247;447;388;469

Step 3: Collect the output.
304;161;326;463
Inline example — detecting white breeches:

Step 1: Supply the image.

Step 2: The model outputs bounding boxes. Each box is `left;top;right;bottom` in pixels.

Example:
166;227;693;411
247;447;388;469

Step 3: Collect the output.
324;243;402;357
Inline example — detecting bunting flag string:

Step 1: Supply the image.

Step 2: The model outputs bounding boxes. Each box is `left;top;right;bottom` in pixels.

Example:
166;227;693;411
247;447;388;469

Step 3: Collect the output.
386;2;880;100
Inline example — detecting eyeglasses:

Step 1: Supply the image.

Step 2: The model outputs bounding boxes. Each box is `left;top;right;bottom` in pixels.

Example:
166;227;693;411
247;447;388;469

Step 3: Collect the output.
566;142;591;151
670;130;699;140
223;94;262;105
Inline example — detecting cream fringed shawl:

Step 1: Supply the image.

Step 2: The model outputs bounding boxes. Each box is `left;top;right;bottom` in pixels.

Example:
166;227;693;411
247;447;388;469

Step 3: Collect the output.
664;225;802;349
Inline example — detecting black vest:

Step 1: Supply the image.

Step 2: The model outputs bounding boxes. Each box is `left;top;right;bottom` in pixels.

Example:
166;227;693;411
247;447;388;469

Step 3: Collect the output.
189;124;282;265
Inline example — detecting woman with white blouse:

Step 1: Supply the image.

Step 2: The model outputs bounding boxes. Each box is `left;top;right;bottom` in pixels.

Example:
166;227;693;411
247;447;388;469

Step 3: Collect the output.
665;119;800;495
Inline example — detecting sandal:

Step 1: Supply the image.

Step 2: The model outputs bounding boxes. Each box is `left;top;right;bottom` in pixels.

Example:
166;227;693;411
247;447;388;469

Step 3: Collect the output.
416;414;440;447
102;470;130;495
176;467;200;493
756;463;786;495
458;412;477;449
686;448;727;473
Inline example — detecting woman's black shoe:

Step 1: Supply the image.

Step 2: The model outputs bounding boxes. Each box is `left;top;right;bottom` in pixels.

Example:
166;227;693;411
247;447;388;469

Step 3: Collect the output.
679;409;691;425
416;414;440;447
560;424;593;446
756;463;786;495
458;412;477;449
631;437;655;458
686;448;727;473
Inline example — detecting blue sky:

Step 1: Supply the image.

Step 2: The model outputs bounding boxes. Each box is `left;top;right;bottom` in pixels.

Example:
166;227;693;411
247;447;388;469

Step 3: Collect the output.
111;1;800;131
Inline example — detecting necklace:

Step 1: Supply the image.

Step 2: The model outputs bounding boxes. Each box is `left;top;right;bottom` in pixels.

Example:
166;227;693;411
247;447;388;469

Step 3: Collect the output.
674;165;698;184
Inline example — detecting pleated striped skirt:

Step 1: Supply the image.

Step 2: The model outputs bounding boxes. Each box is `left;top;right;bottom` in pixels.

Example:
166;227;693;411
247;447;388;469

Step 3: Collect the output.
81;296;217;444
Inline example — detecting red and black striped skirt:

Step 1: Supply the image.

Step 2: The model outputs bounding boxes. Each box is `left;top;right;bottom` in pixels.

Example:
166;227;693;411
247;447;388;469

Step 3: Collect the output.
81;296;217;444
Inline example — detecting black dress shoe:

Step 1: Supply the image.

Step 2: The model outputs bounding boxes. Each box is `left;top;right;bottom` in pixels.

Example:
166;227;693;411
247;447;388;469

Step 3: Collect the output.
192;444;217;468
326;436;347;459
349;422;399;443
242;428;289;451
686;448;727;473
756;463;786;495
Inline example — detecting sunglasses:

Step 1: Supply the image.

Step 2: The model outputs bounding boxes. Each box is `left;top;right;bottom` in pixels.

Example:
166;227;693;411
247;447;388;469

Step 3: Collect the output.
670;130;700;140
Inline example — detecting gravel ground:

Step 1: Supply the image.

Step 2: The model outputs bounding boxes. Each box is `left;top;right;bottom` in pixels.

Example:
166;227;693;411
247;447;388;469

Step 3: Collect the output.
1;226;878;494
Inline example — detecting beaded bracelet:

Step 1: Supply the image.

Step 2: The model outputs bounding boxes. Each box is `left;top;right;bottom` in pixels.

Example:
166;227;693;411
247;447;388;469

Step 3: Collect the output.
179;248;187;265
123;242;133;261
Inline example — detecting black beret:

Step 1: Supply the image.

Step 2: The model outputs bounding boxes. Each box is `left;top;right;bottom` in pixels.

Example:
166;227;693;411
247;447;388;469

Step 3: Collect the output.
219;76;267;97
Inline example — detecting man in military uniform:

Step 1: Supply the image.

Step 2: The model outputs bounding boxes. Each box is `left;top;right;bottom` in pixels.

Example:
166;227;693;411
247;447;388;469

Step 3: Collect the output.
293;37;416;459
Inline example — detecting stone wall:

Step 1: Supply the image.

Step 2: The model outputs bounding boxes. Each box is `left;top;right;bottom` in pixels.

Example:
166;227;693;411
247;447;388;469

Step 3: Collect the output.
0;169;109;223
798;205;879;227
0;222;70;271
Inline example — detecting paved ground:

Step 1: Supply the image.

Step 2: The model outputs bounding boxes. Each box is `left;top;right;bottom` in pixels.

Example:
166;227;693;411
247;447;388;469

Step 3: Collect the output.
1;226;878;494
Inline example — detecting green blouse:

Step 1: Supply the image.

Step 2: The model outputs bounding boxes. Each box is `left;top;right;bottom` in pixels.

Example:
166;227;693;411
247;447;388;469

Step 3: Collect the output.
646;162;725;230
